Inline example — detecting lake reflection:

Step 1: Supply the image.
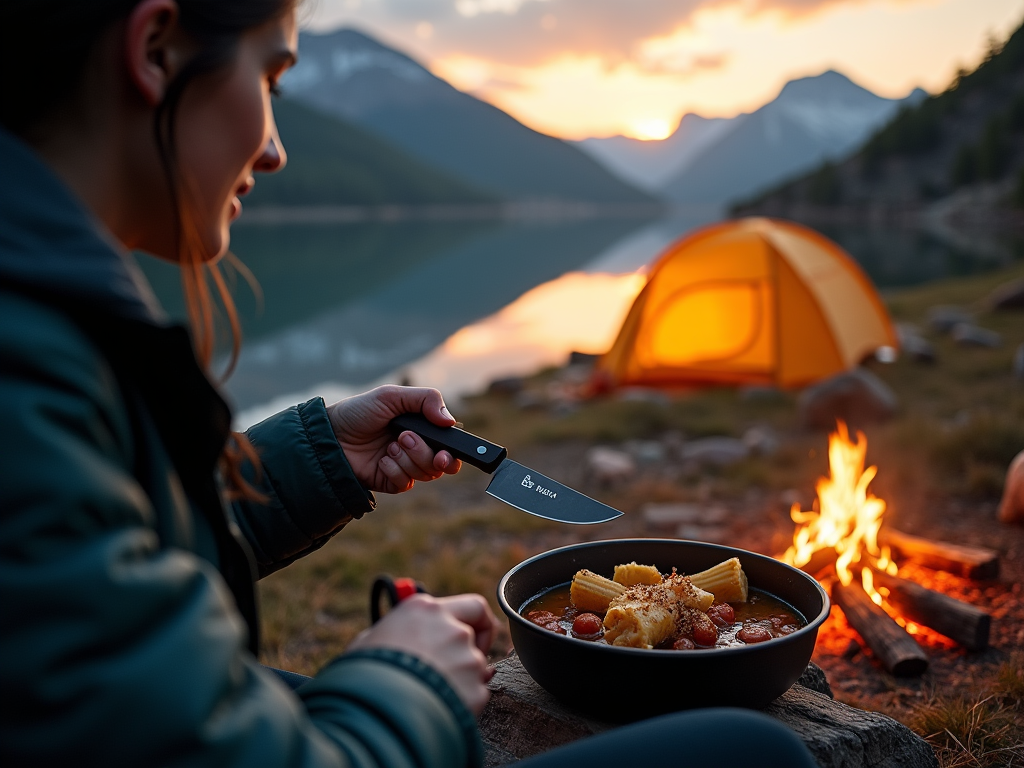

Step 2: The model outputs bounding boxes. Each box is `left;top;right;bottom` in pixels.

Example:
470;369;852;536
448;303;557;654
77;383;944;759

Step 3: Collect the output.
135;211;1019;428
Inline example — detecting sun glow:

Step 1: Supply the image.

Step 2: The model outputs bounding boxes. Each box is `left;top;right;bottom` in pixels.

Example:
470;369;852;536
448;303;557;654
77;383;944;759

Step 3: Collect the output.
629;118;674;141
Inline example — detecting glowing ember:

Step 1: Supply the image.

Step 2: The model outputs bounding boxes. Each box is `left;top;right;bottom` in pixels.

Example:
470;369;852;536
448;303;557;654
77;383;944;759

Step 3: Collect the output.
781;421;898;602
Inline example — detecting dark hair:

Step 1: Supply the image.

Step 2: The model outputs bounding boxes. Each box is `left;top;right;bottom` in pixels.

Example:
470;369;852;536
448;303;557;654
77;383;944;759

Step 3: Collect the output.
1;0;299;499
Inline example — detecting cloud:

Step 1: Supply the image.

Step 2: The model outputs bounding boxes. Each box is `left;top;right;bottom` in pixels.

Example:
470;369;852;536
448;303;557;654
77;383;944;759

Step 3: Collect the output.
307;0;931;70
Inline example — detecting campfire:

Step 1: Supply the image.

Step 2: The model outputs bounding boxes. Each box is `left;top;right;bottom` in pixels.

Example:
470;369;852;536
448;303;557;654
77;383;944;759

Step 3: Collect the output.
779;422;996;676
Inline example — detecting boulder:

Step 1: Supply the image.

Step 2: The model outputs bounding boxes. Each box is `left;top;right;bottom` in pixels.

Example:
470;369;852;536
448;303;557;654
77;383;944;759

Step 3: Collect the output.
984;277;1024;311
479;653;938;768
950;323;1002;348
584;446;636;486
623;439;666;465
896;323;936;364
680;437;749;466
743;425;780;456
798;368;898;430
998;450;1024;525
927;305;972;334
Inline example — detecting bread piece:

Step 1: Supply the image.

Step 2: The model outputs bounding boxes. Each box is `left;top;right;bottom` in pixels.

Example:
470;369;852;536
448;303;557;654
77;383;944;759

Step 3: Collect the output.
603;574;714;648
613;562;662;587
570;569;626;612
688;557;748;603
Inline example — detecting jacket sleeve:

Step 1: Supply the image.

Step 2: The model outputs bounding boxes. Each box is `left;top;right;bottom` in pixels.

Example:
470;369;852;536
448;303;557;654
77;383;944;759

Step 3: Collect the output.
0;302;480;768
235;398;376;578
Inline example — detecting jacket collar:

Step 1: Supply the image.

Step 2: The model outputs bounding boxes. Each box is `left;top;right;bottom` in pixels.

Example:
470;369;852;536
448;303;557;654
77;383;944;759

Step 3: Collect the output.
0;126;165;324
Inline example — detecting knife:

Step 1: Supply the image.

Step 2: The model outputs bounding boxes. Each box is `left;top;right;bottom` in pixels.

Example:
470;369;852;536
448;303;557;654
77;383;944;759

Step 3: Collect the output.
389;413;623;525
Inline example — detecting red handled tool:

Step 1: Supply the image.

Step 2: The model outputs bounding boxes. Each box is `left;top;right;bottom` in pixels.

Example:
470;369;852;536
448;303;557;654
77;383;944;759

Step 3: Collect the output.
370;574;427;623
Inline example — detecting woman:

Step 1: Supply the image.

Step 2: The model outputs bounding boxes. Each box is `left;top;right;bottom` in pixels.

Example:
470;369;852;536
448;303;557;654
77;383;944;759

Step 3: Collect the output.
0;1;818;766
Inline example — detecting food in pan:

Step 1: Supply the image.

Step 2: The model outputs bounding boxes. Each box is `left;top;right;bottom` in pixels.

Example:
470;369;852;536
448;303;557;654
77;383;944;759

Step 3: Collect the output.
522;557;805;650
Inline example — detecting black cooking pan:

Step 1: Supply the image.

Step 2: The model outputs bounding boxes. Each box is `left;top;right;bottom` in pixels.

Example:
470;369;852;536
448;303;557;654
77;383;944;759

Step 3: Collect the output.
497;538;830;721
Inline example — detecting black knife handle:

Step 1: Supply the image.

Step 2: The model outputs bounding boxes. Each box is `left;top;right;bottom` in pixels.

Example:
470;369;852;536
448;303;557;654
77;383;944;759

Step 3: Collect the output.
389;412;507;473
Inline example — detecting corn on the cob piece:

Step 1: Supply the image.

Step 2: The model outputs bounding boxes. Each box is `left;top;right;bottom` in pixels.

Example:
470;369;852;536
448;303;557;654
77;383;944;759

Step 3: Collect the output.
613;562;662;587
570;569;626;612
688;557;748;602
603;574;712;648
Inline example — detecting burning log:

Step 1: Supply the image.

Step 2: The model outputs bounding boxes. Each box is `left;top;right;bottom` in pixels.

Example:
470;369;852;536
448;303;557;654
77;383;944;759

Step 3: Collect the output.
833;581;928;677
871;570;991;651
880;528;999;580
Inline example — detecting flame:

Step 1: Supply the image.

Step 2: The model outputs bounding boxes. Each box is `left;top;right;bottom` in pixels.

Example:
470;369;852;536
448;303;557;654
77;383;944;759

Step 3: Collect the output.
781;422;898;602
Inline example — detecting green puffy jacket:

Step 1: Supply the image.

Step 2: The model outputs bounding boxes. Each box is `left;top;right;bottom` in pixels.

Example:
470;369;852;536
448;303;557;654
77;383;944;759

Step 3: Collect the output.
0;126;482;767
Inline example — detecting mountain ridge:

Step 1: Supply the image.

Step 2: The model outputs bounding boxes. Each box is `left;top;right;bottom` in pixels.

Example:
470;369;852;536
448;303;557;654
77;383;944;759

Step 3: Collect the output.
280;28;657;205
732;17;1024;228
576;69;924;206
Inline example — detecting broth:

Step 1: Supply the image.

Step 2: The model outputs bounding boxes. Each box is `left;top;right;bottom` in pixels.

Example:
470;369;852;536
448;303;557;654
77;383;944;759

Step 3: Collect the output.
521;582;806;649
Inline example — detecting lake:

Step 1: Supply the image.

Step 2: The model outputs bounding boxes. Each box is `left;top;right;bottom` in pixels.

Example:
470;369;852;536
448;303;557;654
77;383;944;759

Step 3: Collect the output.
136;208;1020;428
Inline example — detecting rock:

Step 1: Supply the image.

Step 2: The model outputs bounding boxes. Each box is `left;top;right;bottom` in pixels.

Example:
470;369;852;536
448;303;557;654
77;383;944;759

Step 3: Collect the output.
479;653;937;768
680;437;749;466
676;524;729;543
896;323;936;364
998;450;1024;525
584;447;636;485
623;439;666;465
984;277;1024;311
927;305;973;334
950;322;1002;348
743;425;780;456
567;351;600;367
1014;343;1024;379
489;376;524;396
798;368;898;430
874;345;898;364
642;502;729;528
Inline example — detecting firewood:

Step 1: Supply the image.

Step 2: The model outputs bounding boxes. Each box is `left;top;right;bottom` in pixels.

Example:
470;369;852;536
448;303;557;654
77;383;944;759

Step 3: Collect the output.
872;570;990;651
795;548;839;577
880;528;999;580
833;582;928;676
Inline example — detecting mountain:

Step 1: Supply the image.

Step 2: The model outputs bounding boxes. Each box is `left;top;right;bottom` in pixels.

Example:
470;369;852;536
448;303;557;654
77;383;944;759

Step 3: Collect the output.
733;20;1024;226
657;71;925;206
245;98;496;206
574;114;739;192
279;28;656;205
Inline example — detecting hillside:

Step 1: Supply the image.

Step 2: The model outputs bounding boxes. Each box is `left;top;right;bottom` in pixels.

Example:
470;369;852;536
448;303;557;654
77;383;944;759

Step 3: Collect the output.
244;98;495;206
660;70;924;206
279;28;657;205
733;19;1024;227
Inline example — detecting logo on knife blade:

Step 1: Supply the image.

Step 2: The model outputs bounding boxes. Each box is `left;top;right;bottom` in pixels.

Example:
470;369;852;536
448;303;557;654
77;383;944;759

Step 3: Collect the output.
521;475;535;489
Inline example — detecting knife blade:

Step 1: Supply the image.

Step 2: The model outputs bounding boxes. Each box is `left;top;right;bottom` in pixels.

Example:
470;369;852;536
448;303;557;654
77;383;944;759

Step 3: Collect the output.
389;413;623;525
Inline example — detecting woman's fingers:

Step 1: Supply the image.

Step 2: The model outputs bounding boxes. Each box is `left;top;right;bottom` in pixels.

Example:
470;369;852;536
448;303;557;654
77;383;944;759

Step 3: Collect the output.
437;594;500;654
435;452;462;475
377;454;415;492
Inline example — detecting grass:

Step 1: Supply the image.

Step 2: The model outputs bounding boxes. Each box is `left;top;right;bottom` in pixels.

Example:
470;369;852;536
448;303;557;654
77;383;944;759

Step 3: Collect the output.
908;653;1024;767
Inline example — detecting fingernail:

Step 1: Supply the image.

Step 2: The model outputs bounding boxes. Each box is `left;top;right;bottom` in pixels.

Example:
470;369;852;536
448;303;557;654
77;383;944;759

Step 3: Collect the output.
400;433;417;449
439;455;450;469
388;442;401;457
441;406;454;422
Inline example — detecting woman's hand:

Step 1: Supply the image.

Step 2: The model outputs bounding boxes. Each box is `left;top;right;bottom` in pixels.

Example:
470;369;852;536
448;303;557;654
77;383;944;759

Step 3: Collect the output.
326;385;463;493
346;593;498;715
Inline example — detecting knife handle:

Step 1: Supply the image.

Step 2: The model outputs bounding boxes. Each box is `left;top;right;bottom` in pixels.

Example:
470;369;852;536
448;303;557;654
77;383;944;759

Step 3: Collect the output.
389;412;507;473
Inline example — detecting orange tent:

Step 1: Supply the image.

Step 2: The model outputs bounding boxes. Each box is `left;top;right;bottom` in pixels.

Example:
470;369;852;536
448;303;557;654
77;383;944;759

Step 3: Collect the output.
596;218;897;390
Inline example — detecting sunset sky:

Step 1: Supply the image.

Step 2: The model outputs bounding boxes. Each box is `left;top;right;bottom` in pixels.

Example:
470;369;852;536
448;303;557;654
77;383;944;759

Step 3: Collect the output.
305;0;1024;140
